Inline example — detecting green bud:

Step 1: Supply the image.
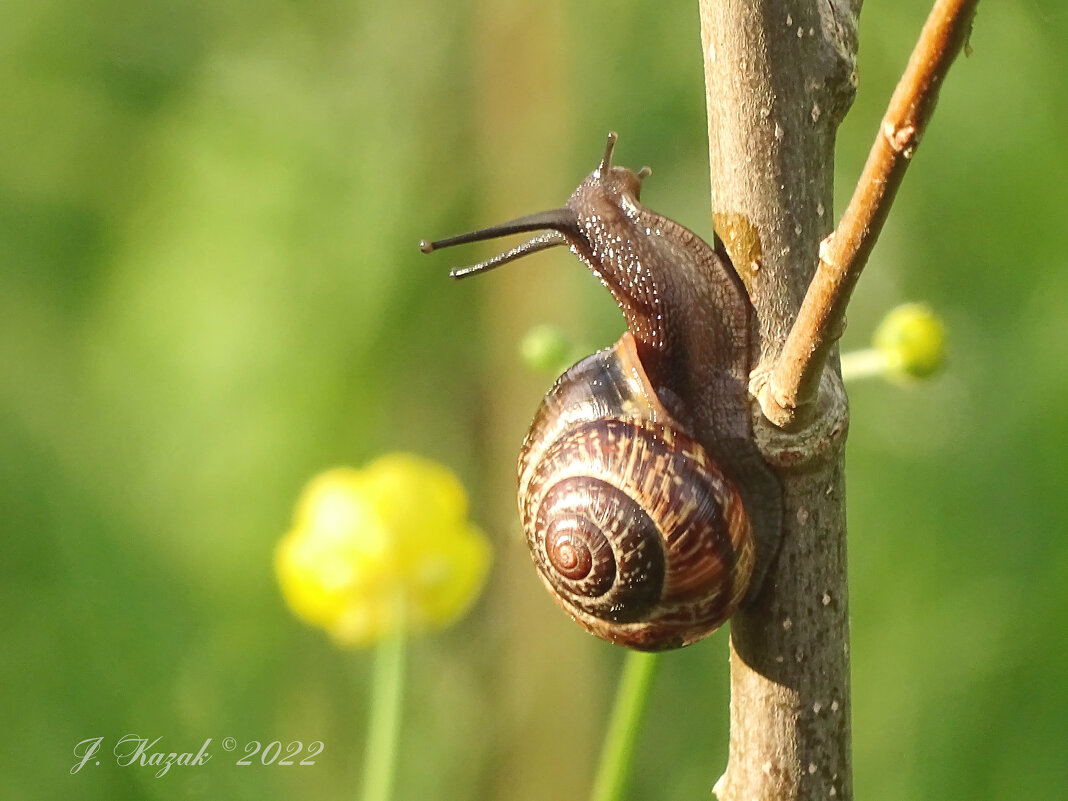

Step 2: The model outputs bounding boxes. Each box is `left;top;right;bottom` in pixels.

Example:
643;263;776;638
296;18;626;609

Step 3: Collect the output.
520;325;576;374
872;303;946;379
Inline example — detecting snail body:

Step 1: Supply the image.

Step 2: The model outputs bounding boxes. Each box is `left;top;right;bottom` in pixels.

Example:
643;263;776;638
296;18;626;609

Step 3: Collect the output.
422;133;782;650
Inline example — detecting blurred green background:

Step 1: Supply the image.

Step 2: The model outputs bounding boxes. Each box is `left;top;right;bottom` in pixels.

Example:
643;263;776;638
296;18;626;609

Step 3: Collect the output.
2;1;1065;799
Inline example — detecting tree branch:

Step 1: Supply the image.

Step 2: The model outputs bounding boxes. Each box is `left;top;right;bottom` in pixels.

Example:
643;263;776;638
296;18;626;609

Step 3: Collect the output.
700;1;978;800
700;2;858;799
758;0;980;429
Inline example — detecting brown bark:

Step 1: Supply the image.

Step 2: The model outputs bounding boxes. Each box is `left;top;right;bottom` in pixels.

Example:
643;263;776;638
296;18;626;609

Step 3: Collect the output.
699;1;978;799
699;1;858;799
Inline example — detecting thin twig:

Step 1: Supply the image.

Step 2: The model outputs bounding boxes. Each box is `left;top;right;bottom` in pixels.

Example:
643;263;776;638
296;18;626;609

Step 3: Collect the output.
758;0;979;428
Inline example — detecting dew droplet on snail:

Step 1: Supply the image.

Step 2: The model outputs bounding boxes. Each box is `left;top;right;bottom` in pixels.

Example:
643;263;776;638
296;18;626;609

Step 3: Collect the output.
422;133;783;651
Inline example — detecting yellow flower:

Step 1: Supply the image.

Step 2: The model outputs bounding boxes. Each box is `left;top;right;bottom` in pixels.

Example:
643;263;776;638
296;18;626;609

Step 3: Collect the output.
275;455;491;648
873;302;947;379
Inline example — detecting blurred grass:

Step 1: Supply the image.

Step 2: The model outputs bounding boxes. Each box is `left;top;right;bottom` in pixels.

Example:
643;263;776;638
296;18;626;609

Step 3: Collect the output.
1;0;1066;799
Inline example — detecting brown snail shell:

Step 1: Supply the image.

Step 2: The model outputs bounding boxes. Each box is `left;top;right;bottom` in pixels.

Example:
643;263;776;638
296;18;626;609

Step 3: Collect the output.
518;333;755;651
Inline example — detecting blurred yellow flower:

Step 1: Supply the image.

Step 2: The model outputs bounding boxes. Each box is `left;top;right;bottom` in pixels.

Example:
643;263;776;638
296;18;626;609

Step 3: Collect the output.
275;455;491;648
840;302;947;384
873;302;947;379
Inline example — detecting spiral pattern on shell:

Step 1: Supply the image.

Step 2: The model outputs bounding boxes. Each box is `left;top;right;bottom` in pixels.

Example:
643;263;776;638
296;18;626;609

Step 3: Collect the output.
519;414;754;651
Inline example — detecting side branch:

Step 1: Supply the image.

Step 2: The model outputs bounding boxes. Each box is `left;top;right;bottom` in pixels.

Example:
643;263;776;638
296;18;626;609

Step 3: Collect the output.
758;0;979;429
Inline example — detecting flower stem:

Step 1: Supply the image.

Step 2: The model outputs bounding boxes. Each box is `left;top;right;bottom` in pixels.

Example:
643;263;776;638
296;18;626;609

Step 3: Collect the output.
361;622;406;801
839;348;892;383
590;651;660;801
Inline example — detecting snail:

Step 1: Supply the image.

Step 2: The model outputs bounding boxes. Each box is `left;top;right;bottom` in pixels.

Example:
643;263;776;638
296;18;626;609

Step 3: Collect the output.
421;133;782;650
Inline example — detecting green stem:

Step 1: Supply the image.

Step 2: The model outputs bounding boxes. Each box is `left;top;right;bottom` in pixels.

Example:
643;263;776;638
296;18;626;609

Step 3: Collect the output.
590;651;661;801
839;347;892;383
360;621;407;801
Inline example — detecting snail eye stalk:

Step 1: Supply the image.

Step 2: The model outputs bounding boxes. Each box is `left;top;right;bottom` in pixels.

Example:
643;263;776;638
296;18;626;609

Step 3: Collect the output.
420;209;576;280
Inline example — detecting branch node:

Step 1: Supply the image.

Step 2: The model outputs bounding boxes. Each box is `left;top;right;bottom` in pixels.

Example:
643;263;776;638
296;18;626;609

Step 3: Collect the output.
881;119;920;157
818;233;837;264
